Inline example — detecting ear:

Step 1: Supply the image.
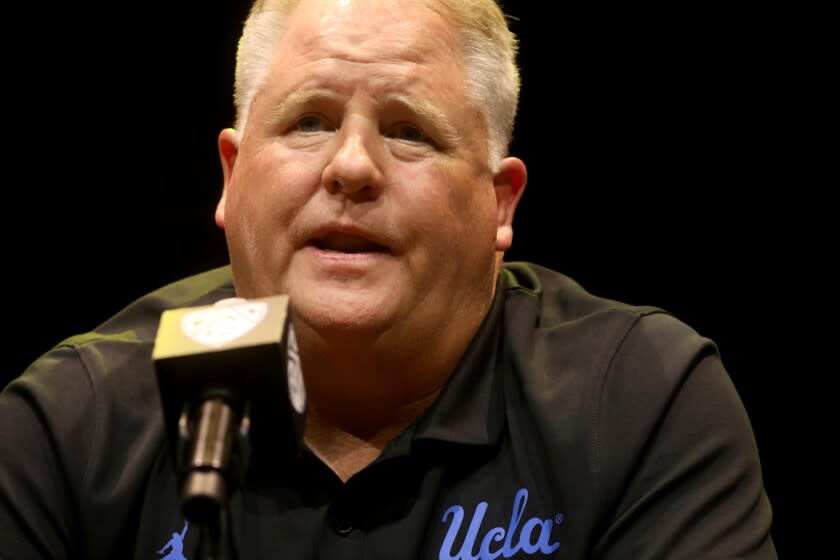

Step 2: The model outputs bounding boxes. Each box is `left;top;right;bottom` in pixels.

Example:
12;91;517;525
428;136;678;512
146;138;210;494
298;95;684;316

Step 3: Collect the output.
493;157;527;252
215;128;240;229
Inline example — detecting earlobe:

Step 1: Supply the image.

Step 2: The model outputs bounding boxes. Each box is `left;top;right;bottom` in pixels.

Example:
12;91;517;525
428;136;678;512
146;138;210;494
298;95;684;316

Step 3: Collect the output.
216;128;240;229
493;157;527;252
215;192;227;229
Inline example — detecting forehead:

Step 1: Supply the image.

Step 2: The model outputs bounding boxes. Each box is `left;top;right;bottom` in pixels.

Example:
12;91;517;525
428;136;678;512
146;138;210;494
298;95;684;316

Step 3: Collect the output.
287;0;453;36
273;0;465;78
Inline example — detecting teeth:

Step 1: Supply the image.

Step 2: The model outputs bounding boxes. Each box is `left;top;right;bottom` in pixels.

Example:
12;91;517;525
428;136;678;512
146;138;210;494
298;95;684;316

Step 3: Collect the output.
314;232;385;253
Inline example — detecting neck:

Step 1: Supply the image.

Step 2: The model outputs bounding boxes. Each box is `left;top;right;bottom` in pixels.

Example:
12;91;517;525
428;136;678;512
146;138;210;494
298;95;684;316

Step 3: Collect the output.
303;387;440;482
292;275;501;480
299;335;453;432
294;315;482;481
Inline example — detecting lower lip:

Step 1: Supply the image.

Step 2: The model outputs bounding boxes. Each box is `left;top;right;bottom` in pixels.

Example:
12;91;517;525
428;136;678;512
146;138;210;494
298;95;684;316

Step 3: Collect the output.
304;245;390;267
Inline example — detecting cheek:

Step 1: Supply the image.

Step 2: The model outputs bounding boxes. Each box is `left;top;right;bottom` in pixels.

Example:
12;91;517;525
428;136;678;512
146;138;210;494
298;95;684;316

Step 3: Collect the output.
406;167;498;248
229;148;321;224
441;167;497;227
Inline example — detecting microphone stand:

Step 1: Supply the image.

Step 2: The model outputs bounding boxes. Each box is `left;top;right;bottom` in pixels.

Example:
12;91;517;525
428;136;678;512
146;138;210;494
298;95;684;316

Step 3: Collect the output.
194;507;236;560
153;294;305;559
177;394;253;560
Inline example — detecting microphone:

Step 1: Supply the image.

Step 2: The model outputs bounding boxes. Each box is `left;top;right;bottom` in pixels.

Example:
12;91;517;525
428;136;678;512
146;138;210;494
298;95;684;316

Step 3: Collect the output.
153;295;306;525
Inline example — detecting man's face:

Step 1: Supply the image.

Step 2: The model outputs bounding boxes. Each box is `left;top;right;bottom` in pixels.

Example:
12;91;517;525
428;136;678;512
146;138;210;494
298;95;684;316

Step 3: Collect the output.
217;0;523;346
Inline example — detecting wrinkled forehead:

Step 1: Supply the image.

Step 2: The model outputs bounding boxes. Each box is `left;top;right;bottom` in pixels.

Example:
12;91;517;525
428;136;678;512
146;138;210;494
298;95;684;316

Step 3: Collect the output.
240;0;483;138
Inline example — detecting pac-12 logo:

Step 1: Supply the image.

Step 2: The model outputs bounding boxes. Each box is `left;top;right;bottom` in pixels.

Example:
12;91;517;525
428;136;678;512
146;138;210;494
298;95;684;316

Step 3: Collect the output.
181;298;267;347
440;488;563;559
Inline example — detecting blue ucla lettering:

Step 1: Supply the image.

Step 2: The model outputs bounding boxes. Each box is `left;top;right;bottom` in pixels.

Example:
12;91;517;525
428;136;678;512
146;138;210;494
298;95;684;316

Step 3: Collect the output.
439;488;562;560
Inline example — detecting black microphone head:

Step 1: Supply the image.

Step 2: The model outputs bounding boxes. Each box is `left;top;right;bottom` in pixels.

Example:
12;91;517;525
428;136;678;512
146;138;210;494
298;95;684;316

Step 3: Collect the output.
153;295;307;480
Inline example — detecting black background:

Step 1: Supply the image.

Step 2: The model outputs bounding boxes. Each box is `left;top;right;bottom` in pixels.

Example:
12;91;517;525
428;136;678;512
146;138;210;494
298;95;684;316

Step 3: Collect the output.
3;2;806;556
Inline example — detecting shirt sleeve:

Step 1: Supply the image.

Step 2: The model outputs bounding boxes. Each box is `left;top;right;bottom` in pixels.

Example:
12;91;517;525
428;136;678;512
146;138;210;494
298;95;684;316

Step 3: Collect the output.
592;312;777;559
0;346;95;559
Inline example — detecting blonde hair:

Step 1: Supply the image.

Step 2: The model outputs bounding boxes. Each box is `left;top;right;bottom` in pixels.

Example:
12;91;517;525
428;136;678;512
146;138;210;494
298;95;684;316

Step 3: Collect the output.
233;0;520;168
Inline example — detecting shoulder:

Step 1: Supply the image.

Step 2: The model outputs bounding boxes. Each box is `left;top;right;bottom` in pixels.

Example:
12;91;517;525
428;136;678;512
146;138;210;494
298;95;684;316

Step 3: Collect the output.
500;261;714;370
64;265;235;350
498;260;725;470
498;263;774;556
0;269;234;556
4;264;236;467
15;266;235;409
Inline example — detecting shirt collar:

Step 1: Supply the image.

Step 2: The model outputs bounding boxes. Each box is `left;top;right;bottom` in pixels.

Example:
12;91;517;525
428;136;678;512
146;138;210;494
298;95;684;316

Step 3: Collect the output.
411;272;509;447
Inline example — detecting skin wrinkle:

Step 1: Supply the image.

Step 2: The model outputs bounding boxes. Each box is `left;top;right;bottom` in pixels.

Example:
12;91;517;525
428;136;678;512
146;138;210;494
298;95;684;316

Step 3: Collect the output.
265;88;462;149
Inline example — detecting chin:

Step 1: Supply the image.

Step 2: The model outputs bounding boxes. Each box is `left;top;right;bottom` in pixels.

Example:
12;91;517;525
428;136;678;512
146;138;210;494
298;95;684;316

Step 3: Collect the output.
290;287;395;336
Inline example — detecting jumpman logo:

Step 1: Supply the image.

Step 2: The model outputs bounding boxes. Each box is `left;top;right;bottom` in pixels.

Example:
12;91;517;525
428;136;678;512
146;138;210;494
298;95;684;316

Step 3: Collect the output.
157;520;190;560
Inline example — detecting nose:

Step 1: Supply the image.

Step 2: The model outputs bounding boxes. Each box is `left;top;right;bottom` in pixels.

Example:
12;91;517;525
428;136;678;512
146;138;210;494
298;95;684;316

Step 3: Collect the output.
321;124;384;199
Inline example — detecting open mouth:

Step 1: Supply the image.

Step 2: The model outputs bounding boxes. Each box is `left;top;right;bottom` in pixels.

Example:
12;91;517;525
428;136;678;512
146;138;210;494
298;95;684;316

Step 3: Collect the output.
310;232;389;254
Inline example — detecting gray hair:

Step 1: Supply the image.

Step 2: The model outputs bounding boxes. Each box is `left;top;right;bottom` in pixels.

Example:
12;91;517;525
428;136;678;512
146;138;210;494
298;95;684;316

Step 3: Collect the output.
233;0;520;169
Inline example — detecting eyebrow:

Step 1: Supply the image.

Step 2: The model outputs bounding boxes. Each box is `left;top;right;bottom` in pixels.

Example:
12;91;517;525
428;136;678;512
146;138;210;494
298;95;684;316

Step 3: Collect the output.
265;88;461;145
265;88;342;127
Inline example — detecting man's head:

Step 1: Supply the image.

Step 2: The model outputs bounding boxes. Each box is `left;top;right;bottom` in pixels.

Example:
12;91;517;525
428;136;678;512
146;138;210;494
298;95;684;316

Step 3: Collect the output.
214;0;527;367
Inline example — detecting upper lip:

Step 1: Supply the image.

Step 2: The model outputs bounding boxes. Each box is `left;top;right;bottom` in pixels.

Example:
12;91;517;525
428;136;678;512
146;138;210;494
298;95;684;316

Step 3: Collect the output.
307;222;391;253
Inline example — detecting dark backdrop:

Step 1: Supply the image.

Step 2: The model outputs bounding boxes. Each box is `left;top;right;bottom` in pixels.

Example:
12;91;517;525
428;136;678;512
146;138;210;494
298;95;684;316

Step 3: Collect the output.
3;2;800;556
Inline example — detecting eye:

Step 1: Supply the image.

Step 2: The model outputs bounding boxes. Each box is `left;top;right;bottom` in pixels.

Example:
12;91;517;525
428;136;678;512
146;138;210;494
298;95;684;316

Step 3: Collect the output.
295;114;329;133
386;123;428;143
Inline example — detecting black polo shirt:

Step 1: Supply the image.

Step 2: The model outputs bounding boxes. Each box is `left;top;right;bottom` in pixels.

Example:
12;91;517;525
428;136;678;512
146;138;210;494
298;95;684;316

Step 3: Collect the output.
0;262;776;559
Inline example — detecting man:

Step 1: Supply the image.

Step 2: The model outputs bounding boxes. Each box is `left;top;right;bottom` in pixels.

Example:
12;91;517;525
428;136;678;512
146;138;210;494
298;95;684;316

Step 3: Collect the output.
0;0;776;558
